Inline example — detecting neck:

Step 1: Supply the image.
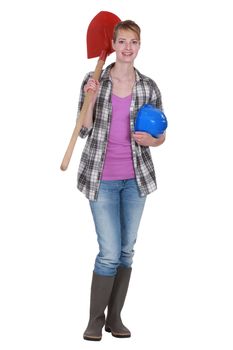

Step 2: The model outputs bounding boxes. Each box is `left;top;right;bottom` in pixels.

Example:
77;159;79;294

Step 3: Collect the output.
111;62;135;81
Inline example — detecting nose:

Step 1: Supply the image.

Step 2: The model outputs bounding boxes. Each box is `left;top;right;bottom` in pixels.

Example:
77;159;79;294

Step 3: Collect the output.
125;41;131;50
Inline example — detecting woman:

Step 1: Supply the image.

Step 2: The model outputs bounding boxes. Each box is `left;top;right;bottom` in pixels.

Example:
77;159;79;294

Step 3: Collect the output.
77;20;166;341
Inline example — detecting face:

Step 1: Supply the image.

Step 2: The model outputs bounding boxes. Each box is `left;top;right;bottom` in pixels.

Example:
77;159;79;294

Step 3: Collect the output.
112;29;140;63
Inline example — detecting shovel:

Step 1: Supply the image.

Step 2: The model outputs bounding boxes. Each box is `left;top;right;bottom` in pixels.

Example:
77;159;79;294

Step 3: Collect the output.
60;11;121;171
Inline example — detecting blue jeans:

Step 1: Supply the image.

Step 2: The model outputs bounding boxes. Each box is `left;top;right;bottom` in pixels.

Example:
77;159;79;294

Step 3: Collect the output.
89;179;146;276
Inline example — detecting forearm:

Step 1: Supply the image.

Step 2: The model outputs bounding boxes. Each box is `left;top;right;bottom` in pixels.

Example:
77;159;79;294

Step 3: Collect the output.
81;103;94;129
81;78;99;129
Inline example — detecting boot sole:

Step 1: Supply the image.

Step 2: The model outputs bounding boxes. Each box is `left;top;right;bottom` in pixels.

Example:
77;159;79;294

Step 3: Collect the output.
105;327;131;338
83;335;102;341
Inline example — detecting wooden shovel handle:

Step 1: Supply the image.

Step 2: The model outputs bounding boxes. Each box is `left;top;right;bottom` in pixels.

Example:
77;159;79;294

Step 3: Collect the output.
60;58;105;171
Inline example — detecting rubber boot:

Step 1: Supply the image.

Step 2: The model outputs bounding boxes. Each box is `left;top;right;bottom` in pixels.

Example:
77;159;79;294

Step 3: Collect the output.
83;272;115;341
105;267;132;338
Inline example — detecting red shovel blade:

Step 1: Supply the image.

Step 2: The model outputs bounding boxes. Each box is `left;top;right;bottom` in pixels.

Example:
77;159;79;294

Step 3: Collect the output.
87;11;121;59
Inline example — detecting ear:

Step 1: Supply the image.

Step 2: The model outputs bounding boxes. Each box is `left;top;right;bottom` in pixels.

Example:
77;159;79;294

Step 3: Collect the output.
112;39;116;51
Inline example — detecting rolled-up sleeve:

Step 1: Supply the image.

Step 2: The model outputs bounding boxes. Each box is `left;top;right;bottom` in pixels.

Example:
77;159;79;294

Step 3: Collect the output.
79;126;92;138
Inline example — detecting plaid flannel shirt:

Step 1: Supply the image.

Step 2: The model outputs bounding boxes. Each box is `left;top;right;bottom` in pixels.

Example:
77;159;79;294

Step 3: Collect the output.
77;63;163;201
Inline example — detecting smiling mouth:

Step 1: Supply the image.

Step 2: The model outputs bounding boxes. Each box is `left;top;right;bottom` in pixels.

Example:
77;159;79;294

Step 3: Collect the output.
122;52;133;56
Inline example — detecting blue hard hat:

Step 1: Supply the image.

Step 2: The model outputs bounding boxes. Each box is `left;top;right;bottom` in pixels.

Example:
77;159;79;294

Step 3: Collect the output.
135;104;168;137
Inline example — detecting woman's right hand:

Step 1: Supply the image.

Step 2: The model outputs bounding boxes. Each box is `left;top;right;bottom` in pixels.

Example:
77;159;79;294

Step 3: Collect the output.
84;78;100;106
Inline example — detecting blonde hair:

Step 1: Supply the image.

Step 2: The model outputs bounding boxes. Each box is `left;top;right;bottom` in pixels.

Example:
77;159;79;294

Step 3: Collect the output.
113;20;141;43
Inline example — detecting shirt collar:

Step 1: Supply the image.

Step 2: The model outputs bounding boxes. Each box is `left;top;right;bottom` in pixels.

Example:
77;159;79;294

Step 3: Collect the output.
100;63;144;83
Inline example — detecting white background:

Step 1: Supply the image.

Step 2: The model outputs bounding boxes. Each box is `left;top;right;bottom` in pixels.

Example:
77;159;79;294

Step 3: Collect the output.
0;0;232;349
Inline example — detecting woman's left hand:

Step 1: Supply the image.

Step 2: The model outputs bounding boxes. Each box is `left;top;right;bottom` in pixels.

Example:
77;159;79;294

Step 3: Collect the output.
132;132;166;147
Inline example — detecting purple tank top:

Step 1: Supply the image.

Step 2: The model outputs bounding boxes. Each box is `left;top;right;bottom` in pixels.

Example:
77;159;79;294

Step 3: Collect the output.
101;94;135;180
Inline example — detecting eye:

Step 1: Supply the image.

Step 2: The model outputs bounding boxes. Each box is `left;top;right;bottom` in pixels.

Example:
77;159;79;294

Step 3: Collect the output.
118;39;125;44
132;40;139;45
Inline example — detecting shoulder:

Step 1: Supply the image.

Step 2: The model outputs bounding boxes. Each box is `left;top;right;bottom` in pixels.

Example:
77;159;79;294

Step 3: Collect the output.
82;63;113;84
134;67;163;109
134;67;160;90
